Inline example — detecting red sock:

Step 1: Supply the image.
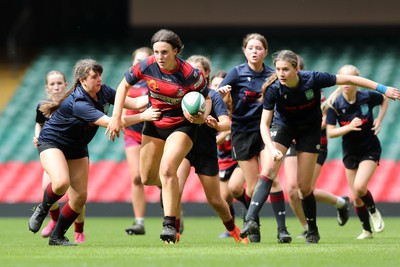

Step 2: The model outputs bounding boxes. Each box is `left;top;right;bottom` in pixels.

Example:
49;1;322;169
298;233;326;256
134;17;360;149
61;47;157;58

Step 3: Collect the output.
74;221;84;233
175;219;181;232
49;207;60;221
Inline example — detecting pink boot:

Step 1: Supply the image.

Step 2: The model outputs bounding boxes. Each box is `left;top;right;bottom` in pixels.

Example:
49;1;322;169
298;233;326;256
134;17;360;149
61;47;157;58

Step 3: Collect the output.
40;220;57;238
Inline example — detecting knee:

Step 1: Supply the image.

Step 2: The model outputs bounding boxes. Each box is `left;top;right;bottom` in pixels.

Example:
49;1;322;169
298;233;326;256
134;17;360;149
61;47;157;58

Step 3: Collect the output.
207;195;223;209
52;177;70;194
228;184;243;198
353;185;367;198
71;192;87;210
287;185;299;201
297;186;312;199
141;175;155;186
132;175;143;186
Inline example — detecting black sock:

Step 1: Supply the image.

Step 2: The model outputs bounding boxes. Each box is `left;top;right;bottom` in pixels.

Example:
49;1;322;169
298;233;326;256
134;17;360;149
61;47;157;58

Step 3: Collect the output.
159;187;164;209
245;176;272;221
41;183;64;213
270;191;287;230
360;190;376;214
355;205;372;232
301;192;318;232
163;216;176;228
229;204;235;220
235;190;248;209
51;202;79;238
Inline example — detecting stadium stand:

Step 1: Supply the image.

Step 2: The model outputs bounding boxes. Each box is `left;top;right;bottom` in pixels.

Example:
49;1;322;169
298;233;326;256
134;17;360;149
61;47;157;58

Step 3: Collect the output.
1;35;400;203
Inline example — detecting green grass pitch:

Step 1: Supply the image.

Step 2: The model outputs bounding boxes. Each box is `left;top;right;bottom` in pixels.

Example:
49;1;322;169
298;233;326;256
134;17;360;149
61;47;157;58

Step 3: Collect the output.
1;216;399;267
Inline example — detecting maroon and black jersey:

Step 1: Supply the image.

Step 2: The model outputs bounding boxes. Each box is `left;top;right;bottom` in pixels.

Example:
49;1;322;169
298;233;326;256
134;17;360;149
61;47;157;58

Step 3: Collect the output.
125;55;208;129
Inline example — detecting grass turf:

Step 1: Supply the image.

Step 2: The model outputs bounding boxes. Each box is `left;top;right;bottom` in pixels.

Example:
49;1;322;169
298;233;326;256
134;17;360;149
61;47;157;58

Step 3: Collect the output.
1;216;399;267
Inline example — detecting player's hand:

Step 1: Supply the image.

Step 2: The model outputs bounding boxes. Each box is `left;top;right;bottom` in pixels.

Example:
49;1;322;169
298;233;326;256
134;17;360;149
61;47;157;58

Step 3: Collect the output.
349;117;362;132
216;85;232;98
32;136;38;148
372;118;381;135
106;117;124;141
205;115;218;129
385;86;400;100
271;148;283;162
141;107;161;121
184;110;205;124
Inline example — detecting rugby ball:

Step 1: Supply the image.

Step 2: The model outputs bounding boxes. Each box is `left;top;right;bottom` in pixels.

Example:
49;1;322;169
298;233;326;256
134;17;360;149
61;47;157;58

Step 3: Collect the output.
181;91;206;115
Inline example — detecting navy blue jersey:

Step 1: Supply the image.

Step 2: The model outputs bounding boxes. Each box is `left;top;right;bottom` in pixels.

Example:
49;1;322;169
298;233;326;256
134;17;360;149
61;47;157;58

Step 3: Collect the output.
326;90;383;153
39;84;115;149
192;89;229;155
264;71;336;128
219;63;274;132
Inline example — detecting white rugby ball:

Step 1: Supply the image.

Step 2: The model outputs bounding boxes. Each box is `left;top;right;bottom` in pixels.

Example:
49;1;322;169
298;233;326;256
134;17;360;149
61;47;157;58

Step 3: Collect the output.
181;91;206;115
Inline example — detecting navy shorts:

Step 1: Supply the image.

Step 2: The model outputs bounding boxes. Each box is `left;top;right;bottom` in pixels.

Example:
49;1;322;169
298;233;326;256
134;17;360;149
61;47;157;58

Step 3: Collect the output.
270;123;321;154
186;151;219;176
286;142;327;165
142;121;198;143
37;142;88;160
343;148;381;170
231;131;264;161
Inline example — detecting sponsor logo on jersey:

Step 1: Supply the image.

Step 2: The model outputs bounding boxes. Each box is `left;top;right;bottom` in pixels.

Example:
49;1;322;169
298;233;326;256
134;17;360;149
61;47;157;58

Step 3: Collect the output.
177;88;184;97
305;89;315;100
161;76;173;82
103;103;110;114
149;91;181;105
148;79;159;91
360;104;369;115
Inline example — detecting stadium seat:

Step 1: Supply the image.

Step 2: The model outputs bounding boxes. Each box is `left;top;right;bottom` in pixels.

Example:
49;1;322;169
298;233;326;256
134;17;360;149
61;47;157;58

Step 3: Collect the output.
1;36;400;203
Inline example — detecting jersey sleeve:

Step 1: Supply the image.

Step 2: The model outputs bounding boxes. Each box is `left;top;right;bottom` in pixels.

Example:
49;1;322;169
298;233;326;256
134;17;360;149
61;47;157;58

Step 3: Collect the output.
367;90;384;107
262;84;278;110
187;68;209;98
125;56;150;85
35;103;46;124
211;90;229;117
326;107;338;125
314;72;337;89
218;68;238;89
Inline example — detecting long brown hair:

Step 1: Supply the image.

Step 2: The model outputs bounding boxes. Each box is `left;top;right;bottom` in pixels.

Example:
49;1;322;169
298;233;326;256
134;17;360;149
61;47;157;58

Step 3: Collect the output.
40;59;103;117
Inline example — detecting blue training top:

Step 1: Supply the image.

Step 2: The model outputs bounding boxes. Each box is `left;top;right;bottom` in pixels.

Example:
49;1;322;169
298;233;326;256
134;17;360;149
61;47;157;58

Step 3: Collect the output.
191;89;229;155
326;90;383;154
218;62;274;132
263;70;336;129
39;84;115;149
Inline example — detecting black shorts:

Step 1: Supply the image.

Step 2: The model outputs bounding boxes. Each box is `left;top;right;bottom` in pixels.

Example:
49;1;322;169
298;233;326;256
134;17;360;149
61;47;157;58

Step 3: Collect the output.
219;163;239;182
343;149;381;170
142;121;198;143
286;142;327;166
186;151;219;176
231;131;264;161
270;123;321;154
37;142;88;160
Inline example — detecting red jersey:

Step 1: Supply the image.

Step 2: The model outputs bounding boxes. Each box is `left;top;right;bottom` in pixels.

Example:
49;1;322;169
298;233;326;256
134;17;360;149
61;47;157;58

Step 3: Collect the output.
125;55;208;129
